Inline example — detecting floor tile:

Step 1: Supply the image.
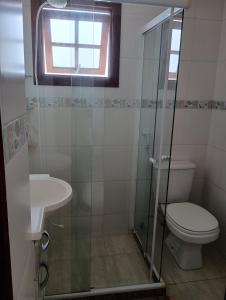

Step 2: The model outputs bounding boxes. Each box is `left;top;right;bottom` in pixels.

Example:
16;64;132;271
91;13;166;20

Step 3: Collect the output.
167;278;226;300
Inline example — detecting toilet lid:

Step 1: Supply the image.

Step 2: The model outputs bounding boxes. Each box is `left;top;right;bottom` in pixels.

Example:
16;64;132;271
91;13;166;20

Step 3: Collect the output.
166;203;219;232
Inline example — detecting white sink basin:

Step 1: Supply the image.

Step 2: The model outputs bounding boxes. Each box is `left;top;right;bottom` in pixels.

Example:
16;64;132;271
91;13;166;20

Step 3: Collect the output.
29;174;72;240
30;174;72;212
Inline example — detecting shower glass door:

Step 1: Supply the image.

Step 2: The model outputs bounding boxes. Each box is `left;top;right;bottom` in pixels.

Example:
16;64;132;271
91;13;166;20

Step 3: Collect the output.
134;9;184;280
134;24;162;250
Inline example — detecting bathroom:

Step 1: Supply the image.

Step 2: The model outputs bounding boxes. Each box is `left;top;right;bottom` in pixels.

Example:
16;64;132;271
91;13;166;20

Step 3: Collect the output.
1;0;226;299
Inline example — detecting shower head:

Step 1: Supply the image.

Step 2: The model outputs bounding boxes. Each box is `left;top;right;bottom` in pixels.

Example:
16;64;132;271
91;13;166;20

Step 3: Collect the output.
47;0;68;8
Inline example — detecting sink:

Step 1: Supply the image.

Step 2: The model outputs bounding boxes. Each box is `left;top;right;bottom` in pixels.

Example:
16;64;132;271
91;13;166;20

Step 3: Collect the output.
29;174;72;240
30;174;72;213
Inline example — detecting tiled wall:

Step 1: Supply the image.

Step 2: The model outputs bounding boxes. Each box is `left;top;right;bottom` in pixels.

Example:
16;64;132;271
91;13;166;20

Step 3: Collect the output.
24;2;163;236
173;0;226;257
0;0;35;299
203;0;226;256
172;0;224;205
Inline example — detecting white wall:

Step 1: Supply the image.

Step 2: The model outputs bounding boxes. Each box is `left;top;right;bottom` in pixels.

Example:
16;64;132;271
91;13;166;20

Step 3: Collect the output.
203;0;226;256
24;1;164;235
172;0;223;205
0;0;35;299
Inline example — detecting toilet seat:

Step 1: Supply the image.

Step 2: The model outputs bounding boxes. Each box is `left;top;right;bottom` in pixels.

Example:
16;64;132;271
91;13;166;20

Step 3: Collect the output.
165;203;220;244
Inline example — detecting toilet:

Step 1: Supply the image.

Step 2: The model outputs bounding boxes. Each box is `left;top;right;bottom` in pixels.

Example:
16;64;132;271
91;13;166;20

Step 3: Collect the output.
158;161;220;270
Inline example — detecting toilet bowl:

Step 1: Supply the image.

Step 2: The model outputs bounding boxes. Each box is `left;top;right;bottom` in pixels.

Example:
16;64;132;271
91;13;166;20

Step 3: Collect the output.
155;160;220;270
164;202;219;270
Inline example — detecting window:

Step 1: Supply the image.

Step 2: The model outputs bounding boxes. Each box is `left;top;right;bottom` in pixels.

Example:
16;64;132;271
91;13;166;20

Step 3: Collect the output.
31;1;121;86
169;28;181;80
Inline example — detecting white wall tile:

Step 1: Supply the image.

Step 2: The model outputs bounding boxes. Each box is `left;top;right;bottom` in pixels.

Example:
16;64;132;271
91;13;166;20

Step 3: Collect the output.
191;20;221;62
104;109;140;146
104;58;143;101
92;147;104;181
103;146;133;181
172;145;208;179
92;182;104;216
93;108;105;146
194;0;224;21
176;61;192;101
103;214;129;235
214;61;226;101
103;181;130;214
72;147;92;182
216;19;226;62
178;61;216;101
172;109;185;145
5;145;32;296
183;110;211;145
208;111;226;151
40;108;72;147
91;216;103;237
71;182;92;216
45;147;72;182
189;62;216;101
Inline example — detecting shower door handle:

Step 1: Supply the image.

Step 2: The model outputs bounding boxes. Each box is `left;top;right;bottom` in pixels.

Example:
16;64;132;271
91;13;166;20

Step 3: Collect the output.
149;157;157;164
149;155;170;164
161;155;170;161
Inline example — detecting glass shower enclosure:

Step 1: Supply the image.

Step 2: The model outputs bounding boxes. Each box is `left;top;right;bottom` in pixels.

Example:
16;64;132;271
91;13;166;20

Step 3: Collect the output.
134;8;183;281
26;4;184;299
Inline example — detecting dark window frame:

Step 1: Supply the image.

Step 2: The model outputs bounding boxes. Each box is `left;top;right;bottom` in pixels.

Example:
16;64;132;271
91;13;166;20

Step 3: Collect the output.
31;1;121;87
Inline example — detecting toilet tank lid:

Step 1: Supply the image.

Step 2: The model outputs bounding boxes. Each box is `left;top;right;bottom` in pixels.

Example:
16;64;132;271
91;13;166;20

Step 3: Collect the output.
154;160;196;170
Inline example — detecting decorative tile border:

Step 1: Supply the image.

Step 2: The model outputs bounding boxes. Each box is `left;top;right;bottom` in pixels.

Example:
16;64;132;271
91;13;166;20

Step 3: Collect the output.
27;97;226;111
3;115;28;163
27;97;141;109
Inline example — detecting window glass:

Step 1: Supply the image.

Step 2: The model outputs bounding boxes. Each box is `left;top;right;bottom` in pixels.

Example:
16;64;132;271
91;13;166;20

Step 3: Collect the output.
52;46;75;68
50;19;75;44
78;21;102;45
169;53;179;74
78;48;100;68
171;29;181;51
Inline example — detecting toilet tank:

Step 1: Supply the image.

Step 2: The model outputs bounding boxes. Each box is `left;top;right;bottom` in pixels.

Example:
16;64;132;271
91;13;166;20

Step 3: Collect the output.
153;160;196;204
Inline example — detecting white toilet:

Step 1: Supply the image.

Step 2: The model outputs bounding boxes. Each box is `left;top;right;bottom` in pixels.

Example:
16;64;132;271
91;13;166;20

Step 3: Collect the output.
158;161;220;270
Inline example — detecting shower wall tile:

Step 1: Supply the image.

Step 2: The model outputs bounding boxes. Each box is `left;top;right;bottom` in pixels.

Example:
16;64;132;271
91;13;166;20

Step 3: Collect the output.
28;146;47;174
71;147;92;182
103;147;134;181
103;181;130;214
103;214;129;235
92;147;104;181
91;216;103;237
92;182;104;216
71;182;92;217
39;108;72;147
44;147;72;182
104;109;140;146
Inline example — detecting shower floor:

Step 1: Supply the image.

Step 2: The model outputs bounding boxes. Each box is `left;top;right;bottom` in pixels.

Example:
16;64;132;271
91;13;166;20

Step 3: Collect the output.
91;234;151;289
45;234;151;296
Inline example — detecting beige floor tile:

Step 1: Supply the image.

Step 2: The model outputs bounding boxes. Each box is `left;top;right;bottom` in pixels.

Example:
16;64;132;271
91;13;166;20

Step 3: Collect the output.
167;278;226;300
162;243;226;284
91;252;151;289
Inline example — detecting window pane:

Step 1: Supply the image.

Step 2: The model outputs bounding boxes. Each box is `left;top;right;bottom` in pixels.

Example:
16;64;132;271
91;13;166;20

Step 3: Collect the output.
78;48;100;68
169;54;179;73
52;46;75;68
171;29;181;51
51;19;75;43
79;21;102;45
